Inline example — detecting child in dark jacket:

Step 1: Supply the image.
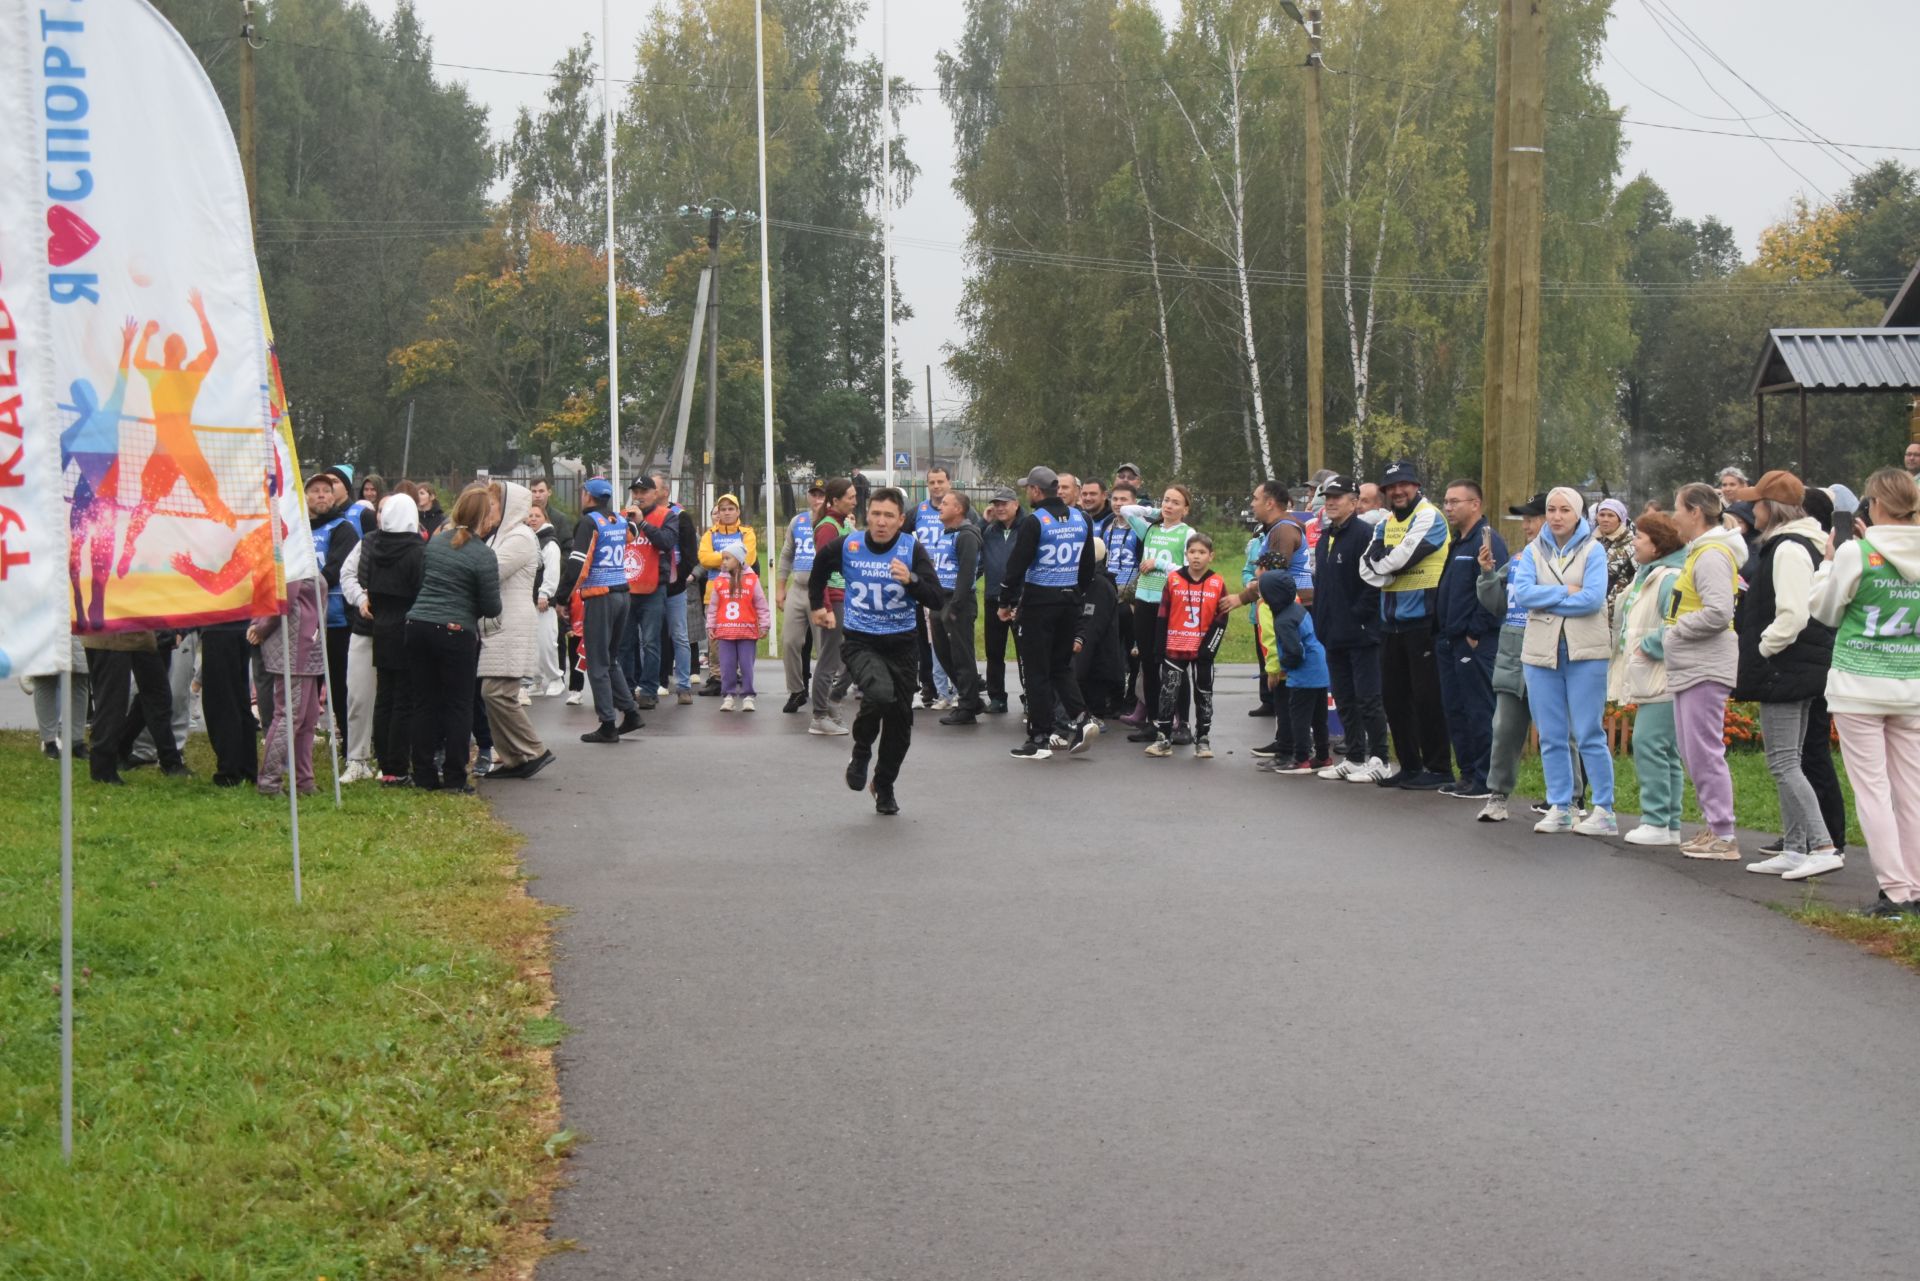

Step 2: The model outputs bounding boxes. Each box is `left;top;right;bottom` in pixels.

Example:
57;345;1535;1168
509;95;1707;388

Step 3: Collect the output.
1258;571;1332;775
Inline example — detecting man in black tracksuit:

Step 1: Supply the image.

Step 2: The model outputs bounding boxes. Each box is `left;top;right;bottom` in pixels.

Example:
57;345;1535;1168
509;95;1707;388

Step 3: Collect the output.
807;487;945;815
1000;466;1100;760
1312;474;1393;779
979;489;1022;713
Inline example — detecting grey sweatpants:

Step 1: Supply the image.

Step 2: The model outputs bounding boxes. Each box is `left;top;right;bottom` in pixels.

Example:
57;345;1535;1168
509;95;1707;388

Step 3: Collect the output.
809;600;846;717
583;592;638;723
34;638;90;746
781;570;812;694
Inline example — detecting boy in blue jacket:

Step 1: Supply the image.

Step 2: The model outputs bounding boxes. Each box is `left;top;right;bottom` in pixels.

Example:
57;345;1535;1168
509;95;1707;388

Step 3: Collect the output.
1256;571;1332;776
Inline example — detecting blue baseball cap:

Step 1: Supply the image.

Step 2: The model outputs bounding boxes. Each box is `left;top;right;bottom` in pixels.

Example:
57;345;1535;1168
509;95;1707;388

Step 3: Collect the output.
582;476;613;500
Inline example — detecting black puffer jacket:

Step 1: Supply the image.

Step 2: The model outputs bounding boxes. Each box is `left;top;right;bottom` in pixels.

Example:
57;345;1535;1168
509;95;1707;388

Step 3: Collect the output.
1733;529;1834;704
359;529;426;670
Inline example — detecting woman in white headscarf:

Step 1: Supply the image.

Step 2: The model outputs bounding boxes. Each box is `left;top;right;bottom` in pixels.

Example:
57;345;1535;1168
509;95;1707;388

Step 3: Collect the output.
1508;486;1618;836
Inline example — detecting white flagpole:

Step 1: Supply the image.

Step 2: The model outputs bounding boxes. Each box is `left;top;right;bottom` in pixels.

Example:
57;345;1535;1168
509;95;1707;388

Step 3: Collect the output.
880;0;893;490
59;666;73;1163
754;0;778;656
266;483;303;904
603;0;622;491
312;578;343;808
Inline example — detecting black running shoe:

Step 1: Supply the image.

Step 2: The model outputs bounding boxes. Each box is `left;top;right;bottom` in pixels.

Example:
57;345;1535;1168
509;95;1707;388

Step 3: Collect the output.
615;710;645;735
782;692;807;714
580;721;620;744
1249;740;1285;759
846;749;872;792
1009;739;1052;760
873;786;900;816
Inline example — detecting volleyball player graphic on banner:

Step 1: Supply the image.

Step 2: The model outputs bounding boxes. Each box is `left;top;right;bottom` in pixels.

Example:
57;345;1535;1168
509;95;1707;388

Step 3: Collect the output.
17;0;312;634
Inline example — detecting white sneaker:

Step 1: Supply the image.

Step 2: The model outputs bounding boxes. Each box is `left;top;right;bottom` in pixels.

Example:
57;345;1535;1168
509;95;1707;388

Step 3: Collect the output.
563;689;584;706
1623;825;1681;847
657;685;670;697
808;716;849;736
1318;759;1355;781
1746;850;1806;876
1533;806;1574;834
721;695;736;712
1780;849;1845;881
544;679;566;698
1572;807;1618;837
741;696;756;712
1344;757;1390;784
339;761;371;784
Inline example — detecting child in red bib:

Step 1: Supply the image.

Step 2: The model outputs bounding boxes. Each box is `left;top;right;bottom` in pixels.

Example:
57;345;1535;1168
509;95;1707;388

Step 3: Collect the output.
1148;533;1234;758
706;544;771;711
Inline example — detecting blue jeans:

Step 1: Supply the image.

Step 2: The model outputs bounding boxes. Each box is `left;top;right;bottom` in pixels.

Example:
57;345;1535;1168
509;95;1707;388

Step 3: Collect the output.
1435;633;1496;789
629;589;666;691
663;589;692;691
1521;644;1614;810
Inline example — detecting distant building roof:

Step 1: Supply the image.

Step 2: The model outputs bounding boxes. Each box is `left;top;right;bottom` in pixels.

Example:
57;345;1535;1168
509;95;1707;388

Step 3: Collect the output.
1884;260;1920;328
1750;328;1920;398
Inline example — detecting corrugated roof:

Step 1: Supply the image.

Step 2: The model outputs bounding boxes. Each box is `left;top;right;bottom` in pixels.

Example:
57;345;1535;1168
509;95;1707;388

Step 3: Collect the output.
1750;328;1920;397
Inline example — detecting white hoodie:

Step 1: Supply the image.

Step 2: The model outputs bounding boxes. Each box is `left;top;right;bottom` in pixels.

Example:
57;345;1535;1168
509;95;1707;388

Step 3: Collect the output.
1810;522;1920;715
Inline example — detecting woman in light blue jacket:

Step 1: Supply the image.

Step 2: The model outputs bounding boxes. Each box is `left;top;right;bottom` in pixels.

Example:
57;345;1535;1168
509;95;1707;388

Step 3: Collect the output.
1508;487;1617;836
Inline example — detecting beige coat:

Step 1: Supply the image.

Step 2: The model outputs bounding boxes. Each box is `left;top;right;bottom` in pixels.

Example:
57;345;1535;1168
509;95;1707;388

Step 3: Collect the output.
477;481;540;679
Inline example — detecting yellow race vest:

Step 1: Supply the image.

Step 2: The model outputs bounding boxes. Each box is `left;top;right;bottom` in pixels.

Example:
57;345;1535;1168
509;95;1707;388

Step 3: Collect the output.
1380;501;1451;592
1667;539;1739;625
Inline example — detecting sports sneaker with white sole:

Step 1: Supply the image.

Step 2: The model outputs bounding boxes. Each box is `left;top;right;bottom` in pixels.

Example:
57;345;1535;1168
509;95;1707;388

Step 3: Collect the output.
1623;825;1682;847
808;716;850;736
720;695;737;712
1745;850;1806;876
1318;760;1356;781
564;690;584;706
1345;757;1391;784
1780;849;1845;881
1193;738;1213;759
1533;806;1574;834
1572;807;1618;837
741;696;756;712
1680;831;1741;860
1143;737;1173;758
1477;795;1510;823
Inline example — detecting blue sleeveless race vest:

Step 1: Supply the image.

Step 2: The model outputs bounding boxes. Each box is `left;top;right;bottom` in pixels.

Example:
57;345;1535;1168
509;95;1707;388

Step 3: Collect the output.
312;516;349;628
1103;514;1140;587
914;497;943;549
840;533;916;635
929;524;959;590
790;512;816;573
1025;508;1088;588
584;509;630;591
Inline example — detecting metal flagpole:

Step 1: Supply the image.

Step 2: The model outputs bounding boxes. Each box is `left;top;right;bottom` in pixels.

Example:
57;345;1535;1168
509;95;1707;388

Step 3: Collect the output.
266;484;304;903
754;0;778;655
312;578;343;808
59;667;73;1163
880;0;893;490
602;0;622;491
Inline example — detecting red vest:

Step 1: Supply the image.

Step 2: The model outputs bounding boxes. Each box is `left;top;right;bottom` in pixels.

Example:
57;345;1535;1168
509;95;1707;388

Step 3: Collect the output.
624;506;670;594
1162;570;1226;657
709;569;763;641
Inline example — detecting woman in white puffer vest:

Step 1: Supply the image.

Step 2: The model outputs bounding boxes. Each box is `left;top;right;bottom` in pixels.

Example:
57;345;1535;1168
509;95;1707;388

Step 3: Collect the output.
1509;487;1617;836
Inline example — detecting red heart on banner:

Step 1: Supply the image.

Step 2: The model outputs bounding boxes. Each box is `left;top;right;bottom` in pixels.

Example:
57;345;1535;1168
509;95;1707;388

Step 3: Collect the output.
47;205;100;268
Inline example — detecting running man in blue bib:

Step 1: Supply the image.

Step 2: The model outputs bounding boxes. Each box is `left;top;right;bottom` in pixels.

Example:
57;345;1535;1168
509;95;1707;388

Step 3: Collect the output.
808;487;947;815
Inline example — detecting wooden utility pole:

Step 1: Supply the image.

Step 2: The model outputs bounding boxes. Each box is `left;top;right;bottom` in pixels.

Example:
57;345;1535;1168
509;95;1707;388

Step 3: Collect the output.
1303;7;1326;478
239;1;257;227
1480;0;1513;513
1487;0;1545;522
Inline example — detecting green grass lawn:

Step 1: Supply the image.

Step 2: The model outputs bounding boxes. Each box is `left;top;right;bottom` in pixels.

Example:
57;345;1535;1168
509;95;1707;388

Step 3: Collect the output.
0;734;562;1279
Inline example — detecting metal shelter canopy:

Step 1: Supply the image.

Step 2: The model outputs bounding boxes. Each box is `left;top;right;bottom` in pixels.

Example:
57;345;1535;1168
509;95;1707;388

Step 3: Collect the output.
1748;327;1920;474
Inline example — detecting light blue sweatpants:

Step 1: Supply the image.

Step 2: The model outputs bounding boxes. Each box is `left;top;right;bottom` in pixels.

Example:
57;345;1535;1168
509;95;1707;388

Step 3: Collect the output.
1522;645;1615;811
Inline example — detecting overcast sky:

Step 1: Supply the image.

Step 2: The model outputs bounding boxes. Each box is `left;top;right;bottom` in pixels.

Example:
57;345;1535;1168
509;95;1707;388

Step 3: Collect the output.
364;0;1915;417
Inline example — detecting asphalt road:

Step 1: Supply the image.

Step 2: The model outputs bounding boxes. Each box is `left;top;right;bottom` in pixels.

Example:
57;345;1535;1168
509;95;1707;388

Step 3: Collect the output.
473;663;1920;1278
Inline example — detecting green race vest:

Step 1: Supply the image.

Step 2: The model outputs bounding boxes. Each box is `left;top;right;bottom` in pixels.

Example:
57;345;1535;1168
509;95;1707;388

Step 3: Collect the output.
1832;536;1920;678
1136;522;1191;603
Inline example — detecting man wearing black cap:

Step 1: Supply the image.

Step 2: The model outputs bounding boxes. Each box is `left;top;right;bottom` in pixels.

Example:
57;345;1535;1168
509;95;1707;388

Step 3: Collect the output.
554;477;644;743
619;476;678;711
979;487;1022;714
1000;466;1100;759
1358;460;1454;790
1311;475;1393;782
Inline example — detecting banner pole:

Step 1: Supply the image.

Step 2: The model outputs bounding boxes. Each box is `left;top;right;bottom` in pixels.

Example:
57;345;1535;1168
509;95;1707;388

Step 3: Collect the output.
59;666;74;1164
602;0;622;491
312;578;343;808
754;0;778;657
283;621;302;904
